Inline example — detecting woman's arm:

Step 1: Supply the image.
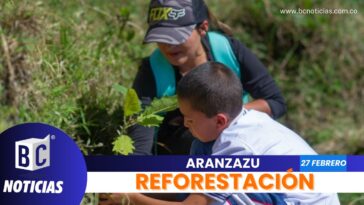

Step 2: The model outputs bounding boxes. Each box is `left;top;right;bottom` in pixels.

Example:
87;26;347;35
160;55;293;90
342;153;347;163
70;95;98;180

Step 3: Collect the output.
229;37;287;119
243;99;272;116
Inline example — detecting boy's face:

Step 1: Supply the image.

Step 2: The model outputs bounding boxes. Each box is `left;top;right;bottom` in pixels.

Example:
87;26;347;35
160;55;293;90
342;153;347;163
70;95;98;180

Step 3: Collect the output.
178;98;222;142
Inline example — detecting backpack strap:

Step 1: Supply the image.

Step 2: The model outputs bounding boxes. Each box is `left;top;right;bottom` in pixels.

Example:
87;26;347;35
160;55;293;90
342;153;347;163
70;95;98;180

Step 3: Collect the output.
207;31;241;78
149;49;176;98
149;50;175;154
207;31;249;103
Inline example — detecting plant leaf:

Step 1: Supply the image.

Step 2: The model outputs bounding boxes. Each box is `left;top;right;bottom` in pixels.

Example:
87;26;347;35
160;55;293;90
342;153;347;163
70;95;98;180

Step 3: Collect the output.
112;134;134;155
143;95;178;115
137;114;164;127
113;83;128;96
123;88;141;116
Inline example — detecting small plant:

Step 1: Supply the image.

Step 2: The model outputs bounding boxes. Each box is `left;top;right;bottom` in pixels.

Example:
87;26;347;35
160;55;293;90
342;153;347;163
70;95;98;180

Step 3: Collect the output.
81;85;175;205
112;84;178;155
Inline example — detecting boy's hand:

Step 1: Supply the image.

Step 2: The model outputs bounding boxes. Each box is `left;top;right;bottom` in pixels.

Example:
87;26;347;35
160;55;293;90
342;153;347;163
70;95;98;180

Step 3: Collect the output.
98;193;124;205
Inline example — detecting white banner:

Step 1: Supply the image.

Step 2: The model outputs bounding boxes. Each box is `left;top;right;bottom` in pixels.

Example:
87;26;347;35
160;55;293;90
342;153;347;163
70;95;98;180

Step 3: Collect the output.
86;172;364;193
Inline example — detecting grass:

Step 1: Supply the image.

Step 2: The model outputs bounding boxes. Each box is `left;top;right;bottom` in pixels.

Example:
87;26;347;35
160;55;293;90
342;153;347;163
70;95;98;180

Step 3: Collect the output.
210;0;364;154
1;0;364;203
0;0;152;154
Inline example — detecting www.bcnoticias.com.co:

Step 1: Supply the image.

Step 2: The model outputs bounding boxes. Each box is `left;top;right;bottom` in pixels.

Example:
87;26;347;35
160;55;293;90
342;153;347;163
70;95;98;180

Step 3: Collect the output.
281;8;358;15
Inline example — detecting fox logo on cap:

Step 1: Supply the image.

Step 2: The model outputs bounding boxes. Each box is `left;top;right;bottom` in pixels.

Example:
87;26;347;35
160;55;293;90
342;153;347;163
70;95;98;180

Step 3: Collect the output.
149;7;186;21
169;8;185;20
144;0;209;45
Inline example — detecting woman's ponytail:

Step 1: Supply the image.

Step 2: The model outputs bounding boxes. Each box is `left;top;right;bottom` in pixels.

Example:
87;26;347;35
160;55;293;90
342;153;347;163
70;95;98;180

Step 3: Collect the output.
207;8;233;36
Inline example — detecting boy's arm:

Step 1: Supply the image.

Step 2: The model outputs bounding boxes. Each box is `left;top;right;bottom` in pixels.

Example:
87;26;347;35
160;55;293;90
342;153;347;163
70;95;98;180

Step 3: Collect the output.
129;193;212;205
99;193;212;205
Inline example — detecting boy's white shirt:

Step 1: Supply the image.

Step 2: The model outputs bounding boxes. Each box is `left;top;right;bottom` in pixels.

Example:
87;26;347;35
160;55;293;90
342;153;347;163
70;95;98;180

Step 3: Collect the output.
206;108;340;205
213;108;316;155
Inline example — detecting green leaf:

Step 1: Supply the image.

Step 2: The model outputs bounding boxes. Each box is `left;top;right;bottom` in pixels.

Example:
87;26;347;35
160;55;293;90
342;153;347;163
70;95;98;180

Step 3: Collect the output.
137;114;164;127
123;88;141;116
119;7;130;18
113;83;128;96
143;95;178;115
112;135;134;155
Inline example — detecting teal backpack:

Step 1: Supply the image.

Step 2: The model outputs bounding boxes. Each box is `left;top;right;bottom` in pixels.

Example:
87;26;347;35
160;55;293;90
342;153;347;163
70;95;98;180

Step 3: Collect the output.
149;31;249;103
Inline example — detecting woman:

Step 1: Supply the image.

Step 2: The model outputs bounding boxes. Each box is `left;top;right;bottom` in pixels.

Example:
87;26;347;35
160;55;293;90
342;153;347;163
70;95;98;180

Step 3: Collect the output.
130;0;286;155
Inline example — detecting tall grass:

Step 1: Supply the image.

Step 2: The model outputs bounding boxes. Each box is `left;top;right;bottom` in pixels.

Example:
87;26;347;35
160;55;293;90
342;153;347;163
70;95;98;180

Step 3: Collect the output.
0;0;151;153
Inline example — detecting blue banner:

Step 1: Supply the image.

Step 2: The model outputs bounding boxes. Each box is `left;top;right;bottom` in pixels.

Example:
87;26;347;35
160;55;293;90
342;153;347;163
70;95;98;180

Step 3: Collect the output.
86;156;299;172
85;155;364;172
347;156;364;171
299;155;347;172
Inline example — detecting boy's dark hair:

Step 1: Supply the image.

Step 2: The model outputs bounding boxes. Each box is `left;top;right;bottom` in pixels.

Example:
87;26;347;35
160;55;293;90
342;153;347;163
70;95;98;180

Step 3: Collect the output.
177;62;243;118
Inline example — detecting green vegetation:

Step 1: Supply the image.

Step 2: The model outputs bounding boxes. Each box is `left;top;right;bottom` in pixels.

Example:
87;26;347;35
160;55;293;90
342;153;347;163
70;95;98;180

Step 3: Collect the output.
212;0;364;155
112;84;177;155
0;0;151;154
1;0;363;204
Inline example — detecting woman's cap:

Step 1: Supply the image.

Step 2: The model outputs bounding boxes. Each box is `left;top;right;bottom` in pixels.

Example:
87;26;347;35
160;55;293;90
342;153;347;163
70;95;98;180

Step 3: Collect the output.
144;0;209;45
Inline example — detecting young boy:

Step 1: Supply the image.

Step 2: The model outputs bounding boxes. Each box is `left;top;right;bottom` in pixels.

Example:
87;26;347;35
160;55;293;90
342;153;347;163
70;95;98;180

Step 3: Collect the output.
177;62;340;204
101;62;340;205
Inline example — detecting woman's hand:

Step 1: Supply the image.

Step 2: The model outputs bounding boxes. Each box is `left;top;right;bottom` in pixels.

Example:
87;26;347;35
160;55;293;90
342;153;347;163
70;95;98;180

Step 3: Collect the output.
244;99;272;117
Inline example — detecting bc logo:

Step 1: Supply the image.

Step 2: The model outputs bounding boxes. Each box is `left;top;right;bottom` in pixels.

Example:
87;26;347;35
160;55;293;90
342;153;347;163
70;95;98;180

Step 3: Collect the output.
15;135;50;171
